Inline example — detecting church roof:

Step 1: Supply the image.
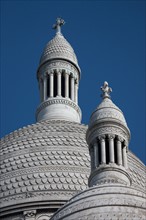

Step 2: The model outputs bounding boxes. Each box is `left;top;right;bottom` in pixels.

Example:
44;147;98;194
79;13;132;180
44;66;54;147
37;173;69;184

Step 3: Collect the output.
51;183;146;220
39;33;80;71
90;97;128;127
0;120;90;214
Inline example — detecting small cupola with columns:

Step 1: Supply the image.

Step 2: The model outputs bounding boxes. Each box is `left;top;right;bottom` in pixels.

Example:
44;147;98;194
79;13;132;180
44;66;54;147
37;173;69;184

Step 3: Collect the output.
86;82;131;187
36;18;81;123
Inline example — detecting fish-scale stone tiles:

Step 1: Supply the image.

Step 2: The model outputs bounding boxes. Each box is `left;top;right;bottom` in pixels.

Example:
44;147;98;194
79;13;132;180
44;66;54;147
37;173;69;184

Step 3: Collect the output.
0;120;90;209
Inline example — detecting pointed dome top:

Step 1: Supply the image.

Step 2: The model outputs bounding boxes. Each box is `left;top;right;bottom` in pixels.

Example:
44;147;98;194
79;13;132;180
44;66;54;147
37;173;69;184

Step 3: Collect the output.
39;18;80;72
89;82;129;130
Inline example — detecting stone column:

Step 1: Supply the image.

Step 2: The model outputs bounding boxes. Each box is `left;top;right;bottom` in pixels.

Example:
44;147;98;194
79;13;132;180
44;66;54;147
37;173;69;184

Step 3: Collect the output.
74;79;78;104
108;134;115;163
99;135;106;164
93;141;99;168
43;74;47;101
50;72;54;97
71;75;75;101
57;70;61;96
65;71;69;98
123;142;128;169
117;137;123;165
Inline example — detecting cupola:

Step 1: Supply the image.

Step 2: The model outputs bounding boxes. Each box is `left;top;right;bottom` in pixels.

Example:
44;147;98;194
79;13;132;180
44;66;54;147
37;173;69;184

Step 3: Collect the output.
36;18;81;123
86;82;131;187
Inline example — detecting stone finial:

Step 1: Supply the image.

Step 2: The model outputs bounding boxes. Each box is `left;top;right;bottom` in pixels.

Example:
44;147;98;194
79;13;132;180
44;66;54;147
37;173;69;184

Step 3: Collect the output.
101;81;112;99
53;17;65;34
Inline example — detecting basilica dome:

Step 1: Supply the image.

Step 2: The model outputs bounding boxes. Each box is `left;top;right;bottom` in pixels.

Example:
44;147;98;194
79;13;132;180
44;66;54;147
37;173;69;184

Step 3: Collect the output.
0;120;90;217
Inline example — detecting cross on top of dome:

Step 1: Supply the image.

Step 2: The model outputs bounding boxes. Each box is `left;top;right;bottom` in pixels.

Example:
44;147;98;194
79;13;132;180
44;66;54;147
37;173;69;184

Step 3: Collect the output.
53;17;65;34
101;81;112;99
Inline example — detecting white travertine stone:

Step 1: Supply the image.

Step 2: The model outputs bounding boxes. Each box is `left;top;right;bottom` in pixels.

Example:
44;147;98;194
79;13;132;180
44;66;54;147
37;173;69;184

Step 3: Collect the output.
108;134;115;163
123;144;128;169
99;136;106;164
117;137;123;165
43;75;47;101
74;79;78;104
65;72;69;98
36;98;81;123
50;184;146;220
94;142;99;168
50;72;54;97
57;70;61;97
71;75;75;101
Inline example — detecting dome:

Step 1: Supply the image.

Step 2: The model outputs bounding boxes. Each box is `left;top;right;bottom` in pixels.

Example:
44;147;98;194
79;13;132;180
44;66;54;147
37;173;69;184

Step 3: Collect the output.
89;98;128;128
87;82;130;144
39;33;80;71
0;120;90;216
51;184;146;220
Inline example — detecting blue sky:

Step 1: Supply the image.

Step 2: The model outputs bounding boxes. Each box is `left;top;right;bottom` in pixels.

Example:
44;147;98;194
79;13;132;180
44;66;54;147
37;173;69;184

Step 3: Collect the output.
1;0;145;164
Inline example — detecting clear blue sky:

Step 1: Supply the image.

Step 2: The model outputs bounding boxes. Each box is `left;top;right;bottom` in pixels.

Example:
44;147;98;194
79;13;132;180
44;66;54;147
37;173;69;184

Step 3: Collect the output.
1;0;145;164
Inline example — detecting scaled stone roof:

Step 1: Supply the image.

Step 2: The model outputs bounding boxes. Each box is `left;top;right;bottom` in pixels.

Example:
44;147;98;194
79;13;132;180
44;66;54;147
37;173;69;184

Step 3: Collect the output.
0;120;145;216
89;98;128;128
0;120;90;213
39;33;79;70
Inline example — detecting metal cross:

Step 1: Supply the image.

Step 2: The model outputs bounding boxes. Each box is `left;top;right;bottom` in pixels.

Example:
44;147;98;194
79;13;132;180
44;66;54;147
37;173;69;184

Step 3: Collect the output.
53;18;65;34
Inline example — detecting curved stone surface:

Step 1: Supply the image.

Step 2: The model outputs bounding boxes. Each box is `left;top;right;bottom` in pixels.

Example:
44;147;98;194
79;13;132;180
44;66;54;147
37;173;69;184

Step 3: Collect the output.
89;98;128;128
0;120;90;216
39;33;79;71
51;184;146;220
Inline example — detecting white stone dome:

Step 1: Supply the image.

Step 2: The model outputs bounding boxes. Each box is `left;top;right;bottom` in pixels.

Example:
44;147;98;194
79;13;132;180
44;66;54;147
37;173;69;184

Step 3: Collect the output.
0;120;90;216
39;33;80;71
51;184;146;220
89;97;128;128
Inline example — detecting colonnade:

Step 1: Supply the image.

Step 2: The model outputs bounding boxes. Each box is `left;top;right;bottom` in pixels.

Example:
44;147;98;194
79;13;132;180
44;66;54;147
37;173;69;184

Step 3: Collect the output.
39;70;78;104
90;135;128;170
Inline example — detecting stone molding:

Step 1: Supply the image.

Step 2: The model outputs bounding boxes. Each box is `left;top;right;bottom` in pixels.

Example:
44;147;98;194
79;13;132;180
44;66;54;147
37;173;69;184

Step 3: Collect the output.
86;123;130;146
88;165;131;187
37;60;80;80
36;98;81;117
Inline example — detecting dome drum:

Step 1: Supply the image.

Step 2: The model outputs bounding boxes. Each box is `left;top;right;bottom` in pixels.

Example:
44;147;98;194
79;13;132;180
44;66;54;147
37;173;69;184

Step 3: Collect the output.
37;60;80;82
88;165;132;187
36;98;82;122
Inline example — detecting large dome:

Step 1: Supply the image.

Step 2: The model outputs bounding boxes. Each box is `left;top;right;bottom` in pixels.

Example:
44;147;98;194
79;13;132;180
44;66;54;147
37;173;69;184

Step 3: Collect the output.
51;183;146;220
0;120;90;217
39;33;80;71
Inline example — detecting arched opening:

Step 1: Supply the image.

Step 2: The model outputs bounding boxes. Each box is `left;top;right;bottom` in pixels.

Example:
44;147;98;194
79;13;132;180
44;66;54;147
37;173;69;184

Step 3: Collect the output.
105;136;110;164
61;71;65;97
54;71;57;97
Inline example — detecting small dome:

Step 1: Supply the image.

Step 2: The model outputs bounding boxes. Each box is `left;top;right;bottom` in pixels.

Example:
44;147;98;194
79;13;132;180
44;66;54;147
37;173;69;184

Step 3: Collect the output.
39;33;80;71
89;97;128;128
51;184;146;220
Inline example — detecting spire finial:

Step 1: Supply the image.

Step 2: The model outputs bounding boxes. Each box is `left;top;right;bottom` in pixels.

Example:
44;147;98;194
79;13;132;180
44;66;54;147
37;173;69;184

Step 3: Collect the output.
53;17;65;34
101;81;112;99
